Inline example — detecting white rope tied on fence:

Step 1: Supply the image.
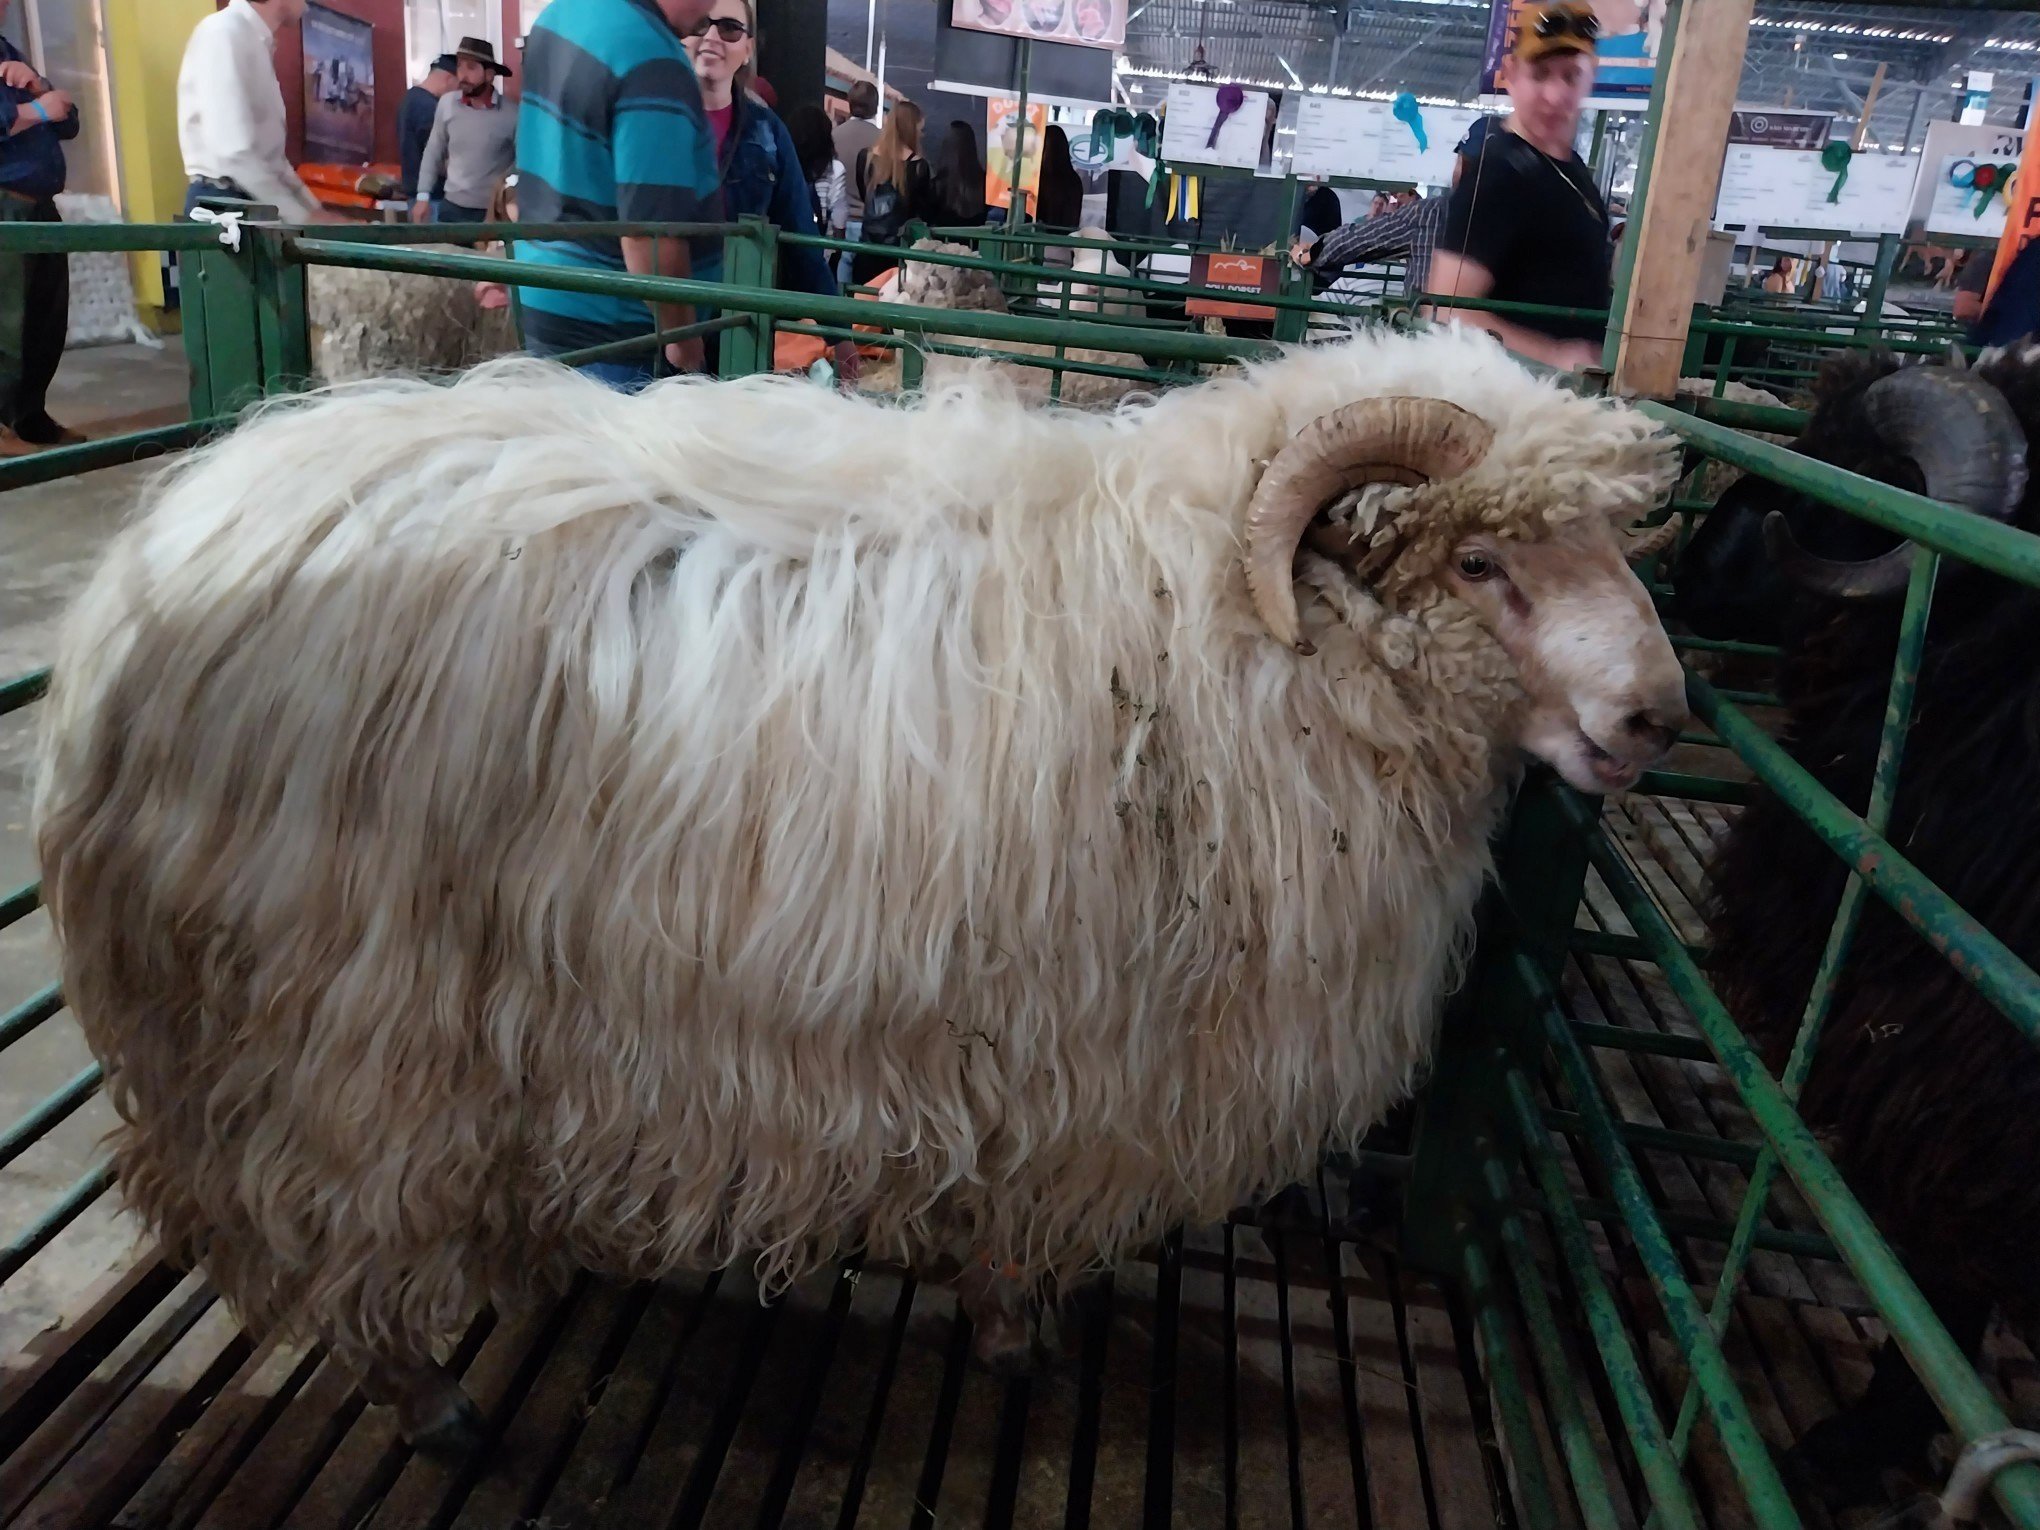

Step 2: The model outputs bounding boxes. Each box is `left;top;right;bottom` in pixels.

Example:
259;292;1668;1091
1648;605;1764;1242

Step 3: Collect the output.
1938;1430;2040;1526
188;207;245;254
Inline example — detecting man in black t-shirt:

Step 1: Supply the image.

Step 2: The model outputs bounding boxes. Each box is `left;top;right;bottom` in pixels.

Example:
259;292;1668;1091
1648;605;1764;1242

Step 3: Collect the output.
1426;0;1611;371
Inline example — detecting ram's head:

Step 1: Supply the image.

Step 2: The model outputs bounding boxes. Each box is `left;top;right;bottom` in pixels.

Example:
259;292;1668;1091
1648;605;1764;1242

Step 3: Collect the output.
1242;397;1688;794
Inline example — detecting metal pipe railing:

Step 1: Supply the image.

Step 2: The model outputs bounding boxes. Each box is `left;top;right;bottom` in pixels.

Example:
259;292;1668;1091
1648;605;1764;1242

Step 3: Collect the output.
0;420;221;495
1689;675;2040;1042
1457;1233;1566;1530
283;238;1273;370
1480;1155;1639;1530
1643;404;2040;588
1669;547;1940;1461
1515;948;1802;1526
1503;1066;1708;1530
1569;797;2040;1526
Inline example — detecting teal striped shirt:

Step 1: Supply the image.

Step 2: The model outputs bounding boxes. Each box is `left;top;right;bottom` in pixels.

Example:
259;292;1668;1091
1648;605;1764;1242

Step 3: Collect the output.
514;0;721;354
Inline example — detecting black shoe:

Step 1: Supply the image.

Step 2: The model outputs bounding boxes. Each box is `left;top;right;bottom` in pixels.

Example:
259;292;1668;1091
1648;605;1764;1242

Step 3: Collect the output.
13;412;83;447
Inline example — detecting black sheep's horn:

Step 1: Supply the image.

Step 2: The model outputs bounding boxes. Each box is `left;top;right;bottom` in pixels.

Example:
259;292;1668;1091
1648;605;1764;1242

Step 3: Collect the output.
1766;366;2028;601
1862;364;2028;522
1764;511;1915;597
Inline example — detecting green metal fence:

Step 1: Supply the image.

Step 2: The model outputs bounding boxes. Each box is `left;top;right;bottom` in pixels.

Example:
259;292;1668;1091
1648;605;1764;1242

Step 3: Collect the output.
1;213;2036;1526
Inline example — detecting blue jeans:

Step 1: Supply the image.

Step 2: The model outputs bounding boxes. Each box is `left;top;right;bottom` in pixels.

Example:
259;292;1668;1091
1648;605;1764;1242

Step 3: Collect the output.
435;199;487;224
577;359;656;393
837;217;862;284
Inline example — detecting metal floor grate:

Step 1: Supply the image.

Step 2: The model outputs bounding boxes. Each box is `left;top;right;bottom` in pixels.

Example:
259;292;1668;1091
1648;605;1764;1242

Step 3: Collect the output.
0;1201;1521;1530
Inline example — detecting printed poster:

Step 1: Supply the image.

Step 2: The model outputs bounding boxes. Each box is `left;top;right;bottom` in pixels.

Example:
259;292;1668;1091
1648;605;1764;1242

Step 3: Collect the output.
951;0;1127;51
302;2;376;164
986;98;1049;211
1479;0;1665;108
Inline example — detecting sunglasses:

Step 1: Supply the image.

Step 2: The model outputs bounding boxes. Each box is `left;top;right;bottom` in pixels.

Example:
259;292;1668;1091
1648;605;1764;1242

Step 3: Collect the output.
687;17;752;41
1534;7;1600;41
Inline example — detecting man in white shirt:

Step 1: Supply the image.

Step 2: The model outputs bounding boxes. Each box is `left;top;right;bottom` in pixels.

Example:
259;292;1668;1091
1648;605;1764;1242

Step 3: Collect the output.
178;0;341;223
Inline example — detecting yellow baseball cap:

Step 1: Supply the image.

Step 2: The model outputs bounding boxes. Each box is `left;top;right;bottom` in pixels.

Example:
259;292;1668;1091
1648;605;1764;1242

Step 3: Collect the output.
1514;2;1601;65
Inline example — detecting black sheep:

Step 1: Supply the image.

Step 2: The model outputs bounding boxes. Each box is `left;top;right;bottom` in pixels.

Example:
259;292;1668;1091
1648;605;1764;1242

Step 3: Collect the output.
1673;347;2040;1508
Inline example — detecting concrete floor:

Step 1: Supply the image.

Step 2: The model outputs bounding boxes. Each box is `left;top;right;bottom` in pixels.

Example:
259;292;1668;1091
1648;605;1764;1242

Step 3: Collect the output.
0;337;192;1359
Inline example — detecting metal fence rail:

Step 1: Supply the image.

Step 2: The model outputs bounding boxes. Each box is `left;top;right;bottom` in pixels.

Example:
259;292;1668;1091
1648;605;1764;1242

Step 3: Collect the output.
1436;396;2040;1525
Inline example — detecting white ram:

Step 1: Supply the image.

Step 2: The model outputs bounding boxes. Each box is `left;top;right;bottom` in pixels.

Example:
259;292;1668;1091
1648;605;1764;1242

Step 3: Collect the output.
36;326;1684;1448
308;251;518;384
862;240;1159;406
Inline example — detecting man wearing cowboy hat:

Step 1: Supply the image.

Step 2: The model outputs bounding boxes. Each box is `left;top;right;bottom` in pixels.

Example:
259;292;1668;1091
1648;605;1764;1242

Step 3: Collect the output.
415;37;516;224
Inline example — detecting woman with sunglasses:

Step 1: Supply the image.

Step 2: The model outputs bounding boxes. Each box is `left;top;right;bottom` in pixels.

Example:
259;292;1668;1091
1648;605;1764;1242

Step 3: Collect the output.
684;0;855;374
1424;0;1612;372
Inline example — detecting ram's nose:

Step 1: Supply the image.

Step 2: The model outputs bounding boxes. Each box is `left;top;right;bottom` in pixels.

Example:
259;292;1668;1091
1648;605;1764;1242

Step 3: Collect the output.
1614;701;1688;763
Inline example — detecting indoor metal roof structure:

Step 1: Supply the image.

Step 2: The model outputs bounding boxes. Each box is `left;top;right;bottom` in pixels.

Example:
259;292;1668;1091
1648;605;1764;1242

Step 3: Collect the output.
828;3;2040;155
1117;1;2040;147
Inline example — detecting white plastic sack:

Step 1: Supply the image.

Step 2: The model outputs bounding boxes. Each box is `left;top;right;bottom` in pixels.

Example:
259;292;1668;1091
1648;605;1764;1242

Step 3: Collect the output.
54;193;160;349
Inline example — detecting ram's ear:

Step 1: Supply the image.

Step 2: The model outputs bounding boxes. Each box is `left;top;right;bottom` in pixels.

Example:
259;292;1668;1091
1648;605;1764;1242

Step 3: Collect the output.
1244;399;1495;654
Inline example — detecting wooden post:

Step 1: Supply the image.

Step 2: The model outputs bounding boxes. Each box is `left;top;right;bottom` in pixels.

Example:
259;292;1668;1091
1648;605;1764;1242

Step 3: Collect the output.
1608;0;1755;399
1853;63;1889;151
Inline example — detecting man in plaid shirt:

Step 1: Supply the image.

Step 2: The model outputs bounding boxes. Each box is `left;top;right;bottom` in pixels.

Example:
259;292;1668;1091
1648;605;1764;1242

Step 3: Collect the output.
1287;116;1500;297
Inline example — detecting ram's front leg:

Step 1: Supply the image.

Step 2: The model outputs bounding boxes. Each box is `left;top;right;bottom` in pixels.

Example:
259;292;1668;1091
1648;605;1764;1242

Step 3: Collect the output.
955;1253;1043;1376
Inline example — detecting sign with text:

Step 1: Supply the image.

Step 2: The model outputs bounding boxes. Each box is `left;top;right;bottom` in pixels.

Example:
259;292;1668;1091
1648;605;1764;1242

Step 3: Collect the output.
1186;252;1278;319
950;0;1126;51
1290;96;1482;187
1714;144;1919;236
1728;109;1834;151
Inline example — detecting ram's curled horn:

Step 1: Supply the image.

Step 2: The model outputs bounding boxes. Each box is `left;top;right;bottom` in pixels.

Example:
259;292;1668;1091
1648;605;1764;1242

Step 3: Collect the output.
1624;512;1684;566
1243;398;1496;653
1766;365;2029;601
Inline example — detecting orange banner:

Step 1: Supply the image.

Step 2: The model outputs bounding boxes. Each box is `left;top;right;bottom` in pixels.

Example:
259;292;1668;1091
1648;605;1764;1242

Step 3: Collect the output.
1987;135;2040;308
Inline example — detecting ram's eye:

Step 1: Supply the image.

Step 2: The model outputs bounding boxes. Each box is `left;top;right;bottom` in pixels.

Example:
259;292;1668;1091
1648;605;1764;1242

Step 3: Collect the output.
1457;551;1496;581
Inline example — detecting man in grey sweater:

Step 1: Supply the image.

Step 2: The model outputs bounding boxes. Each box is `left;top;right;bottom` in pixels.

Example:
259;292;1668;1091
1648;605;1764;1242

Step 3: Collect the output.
414;37;515;225
830;80;880;281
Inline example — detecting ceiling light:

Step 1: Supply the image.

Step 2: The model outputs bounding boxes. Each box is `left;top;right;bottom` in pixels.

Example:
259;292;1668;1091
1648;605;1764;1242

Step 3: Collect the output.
1833;51;1847;59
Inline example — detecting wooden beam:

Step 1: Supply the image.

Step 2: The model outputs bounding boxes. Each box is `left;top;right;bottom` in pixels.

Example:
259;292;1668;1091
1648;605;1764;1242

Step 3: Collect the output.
1852;63;1889;151
1609;0;1756;399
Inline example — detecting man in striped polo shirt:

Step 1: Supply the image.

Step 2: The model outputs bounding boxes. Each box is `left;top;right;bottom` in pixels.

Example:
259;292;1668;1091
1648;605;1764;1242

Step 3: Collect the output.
516;0;722;387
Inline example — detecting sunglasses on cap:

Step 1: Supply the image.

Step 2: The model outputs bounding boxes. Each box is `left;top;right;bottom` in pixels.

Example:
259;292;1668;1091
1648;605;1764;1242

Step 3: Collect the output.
687;16;752;40
1533;6;1600;42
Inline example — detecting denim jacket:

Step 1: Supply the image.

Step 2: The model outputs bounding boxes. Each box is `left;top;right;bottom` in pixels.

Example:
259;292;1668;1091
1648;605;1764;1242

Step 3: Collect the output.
717;93;837;299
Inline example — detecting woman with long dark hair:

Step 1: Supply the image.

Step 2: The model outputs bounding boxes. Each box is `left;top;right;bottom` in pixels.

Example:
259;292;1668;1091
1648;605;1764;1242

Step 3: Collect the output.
931;119;987;227
1033;124;1082;233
